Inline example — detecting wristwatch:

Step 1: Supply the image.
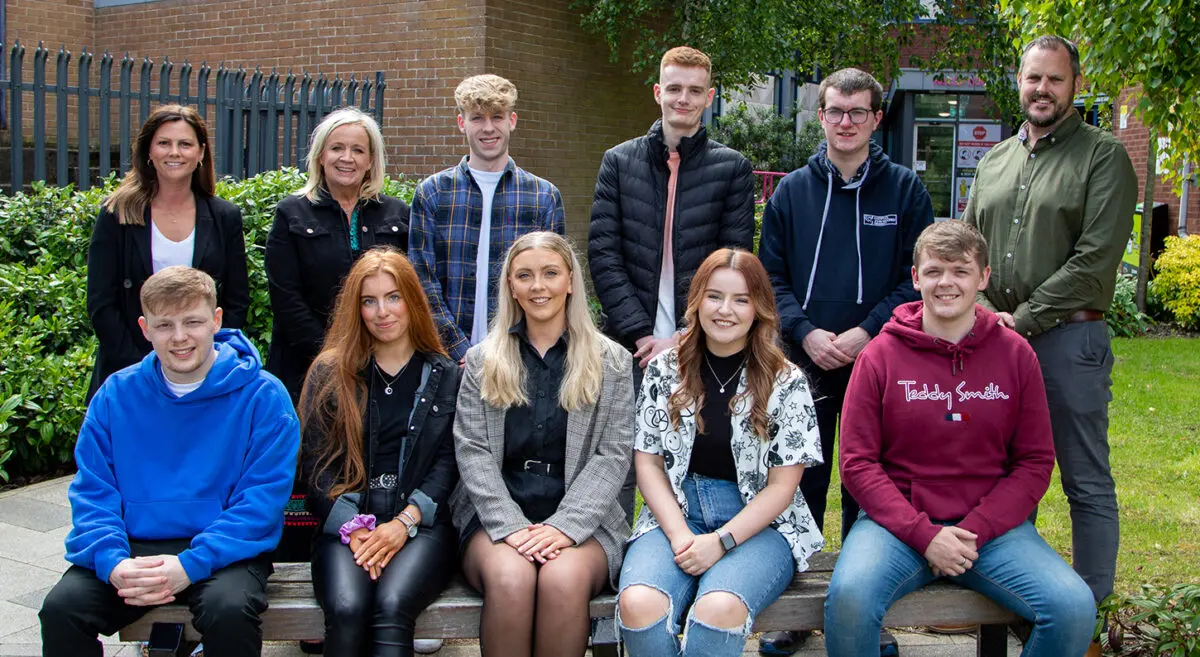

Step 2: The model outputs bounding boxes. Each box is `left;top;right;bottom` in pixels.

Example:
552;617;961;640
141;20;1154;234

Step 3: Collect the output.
718;530;737;552
398;511;419;538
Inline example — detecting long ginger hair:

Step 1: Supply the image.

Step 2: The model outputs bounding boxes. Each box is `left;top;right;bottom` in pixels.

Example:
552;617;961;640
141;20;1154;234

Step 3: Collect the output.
669;249;790;440
301;248;446;498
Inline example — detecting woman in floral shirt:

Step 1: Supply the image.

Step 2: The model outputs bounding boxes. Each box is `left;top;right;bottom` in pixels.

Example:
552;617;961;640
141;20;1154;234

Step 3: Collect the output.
616;248;824;657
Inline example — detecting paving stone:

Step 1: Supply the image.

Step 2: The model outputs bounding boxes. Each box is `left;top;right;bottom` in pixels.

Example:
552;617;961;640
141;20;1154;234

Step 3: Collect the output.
5;587;51;612
0;497;72;533
0;558;60;603
0;601;38;641
0;524;68;565
19;479;72;509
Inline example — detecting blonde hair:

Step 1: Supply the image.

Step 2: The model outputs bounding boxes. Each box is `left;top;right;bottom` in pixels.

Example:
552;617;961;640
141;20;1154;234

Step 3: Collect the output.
660;46;712;84
297;107;387;203
455;74;518;116
913;220;990;269
140;266;217;316
480;232;619;411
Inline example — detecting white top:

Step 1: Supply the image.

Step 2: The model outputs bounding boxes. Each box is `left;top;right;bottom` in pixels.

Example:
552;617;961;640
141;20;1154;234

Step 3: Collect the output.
161;355;212;397
151;220;196;273
469;167;504;345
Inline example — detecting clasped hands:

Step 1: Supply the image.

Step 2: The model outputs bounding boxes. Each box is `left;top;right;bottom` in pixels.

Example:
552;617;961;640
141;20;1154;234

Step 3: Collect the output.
670;530;726;576
109;555;191;606
505;524;575;564
802;327;870;371
348;519;410;580
923;526;979;578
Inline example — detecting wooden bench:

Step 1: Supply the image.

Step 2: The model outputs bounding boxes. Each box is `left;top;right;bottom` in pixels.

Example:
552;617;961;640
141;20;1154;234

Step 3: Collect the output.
120;552;1018;655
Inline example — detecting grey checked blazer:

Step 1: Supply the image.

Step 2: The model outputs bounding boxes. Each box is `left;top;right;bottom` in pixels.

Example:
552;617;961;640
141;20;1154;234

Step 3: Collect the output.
450;340;635;586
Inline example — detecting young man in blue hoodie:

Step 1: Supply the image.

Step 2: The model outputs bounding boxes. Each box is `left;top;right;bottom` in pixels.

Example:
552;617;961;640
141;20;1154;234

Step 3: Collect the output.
39;266;300;657
758;68;933;655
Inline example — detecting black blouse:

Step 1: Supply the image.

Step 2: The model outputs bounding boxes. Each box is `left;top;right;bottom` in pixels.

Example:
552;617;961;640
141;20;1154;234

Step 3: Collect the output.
369;353;425;479
501;322;569;523
688;348;745;482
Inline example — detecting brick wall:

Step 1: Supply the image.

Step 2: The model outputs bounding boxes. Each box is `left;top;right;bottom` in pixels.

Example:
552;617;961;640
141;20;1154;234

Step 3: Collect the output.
1116;88;1200;237
485;0;659;239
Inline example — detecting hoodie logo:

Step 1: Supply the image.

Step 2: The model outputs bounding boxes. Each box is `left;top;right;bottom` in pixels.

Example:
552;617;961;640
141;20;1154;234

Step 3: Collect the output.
897;380;1010;410
863;213;898;227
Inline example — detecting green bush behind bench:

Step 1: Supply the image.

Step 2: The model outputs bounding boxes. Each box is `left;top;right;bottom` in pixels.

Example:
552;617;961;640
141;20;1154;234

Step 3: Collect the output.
0;169;416;481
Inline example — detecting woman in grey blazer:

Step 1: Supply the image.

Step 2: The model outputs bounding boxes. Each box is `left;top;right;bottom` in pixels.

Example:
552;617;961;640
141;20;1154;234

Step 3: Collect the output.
451;231;634;657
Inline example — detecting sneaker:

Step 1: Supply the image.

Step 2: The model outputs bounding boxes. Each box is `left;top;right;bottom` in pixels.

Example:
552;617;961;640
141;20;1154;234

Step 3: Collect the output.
758;630;809;655
414;638;444;654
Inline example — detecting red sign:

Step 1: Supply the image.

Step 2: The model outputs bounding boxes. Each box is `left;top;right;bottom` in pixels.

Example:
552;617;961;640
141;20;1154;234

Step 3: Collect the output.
973;126;987;140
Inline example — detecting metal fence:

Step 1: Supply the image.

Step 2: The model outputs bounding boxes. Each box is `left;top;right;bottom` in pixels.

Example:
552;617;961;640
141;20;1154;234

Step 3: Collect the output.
0;41;385;192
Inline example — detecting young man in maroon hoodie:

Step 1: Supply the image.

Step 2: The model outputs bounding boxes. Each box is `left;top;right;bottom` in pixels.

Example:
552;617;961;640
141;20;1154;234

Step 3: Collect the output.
823;221;1095;656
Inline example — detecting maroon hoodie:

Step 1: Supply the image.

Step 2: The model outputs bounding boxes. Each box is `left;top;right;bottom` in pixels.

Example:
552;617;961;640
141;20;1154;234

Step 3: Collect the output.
840;301;1054;554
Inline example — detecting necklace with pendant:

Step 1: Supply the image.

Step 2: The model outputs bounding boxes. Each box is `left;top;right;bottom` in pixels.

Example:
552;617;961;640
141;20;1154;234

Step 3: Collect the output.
705;354;746;394
373;357;411;396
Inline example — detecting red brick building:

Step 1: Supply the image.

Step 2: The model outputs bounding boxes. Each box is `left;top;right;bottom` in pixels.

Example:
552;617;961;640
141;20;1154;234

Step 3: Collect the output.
3;0;661;240
1114;87;1199;237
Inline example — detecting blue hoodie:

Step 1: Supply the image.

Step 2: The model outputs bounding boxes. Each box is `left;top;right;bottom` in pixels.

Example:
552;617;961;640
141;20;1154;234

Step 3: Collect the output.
65;329;300;584
760;141;934;348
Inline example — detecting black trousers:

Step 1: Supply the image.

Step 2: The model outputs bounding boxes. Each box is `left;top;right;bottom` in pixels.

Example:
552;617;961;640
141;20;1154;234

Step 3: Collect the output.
795;361;861;541
39;539;271;657
312;521;457;657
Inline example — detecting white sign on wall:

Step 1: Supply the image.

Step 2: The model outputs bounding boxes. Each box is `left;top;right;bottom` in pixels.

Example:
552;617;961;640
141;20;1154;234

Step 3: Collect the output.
956;123;1002;169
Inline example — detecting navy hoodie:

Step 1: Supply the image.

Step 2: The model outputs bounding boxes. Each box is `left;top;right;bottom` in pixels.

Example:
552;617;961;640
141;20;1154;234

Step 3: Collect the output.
65;329;300;584
760;141;934;349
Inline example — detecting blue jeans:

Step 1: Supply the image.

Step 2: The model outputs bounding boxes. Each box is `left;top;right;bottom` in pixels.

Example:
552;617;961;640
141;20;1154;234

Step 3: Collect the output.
618;475;794;657
825;515;1096;657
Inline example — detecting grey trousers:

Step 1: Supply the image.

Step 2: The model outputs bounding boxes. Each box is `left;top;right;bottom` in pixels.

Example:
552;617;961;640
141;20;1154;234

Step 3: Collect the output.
1029;320;1119;603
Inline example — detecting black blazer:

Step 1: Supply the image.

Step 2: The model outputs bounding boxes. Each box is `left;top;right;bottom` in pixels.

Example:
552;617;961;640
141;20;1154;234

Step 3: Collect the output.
85;194;250;401
302;352;461;530
265;192;410;402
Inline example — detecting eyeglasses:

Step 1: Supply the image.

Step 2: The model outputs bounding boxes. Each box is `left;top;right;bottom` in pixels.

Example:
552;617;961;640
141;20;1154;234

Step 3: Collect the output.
821;108;874;125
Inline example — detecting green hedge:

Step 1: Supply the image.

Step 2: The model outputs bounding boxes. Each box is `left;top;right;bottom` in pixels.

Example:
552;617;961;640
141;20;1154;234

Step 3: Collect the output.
0;169;416;480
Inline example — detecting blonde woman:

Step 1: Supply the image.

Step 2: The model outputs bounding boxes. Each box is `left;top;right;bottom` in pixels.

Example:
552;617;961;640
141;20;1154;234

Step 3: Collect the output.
451;231;633;657
265;107;409;402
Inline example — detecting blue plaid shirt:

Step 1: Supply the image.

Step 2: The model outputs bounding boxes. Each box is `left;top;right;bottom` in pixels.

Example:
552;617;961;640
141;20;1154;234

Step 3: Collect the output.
409;156;565;360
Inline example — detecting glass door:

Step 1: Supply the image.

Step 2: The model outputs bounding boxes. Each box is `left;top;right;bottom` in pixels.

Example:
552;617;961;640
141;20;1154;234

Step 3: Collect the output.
912;123;955;221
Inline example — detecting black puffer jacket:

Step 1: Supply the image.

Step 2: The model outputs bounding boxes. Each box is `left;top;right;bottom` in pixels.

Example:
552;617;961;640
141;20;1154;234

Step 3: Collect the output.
588;120;755;346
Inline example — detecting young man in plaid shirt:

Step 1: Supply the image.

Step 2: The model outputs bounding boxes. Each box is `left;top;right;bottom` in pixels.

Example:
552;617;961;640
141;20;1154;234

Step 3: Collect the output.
409;74;565;362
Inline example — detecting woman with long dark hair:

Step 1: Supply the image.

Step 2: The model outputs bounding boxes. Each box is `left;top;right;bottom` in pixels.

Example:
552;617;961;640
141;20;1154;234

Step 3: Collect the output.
86;104;249;400
451;231;634;656
301;248;459;656
616;248;823;657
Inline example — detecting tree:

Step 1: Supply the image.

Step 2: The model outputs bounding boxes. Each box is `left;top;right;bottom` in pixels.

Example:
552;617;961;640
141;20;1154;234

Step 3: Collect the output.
1000;0;1200;309
572;0;1022;123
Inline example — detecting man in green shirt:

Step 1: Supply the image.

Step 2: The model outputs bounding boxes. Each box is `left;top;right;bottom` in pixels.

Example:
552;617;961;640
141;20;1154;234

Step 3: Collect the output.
963;35;1136;648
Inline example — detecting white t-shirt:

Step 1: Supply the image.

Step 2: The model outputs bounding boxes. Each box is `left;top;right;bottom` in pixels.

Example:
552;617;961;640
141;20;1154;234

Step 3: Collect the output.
469;167;503;344
151;220;196;273
161;353;213;397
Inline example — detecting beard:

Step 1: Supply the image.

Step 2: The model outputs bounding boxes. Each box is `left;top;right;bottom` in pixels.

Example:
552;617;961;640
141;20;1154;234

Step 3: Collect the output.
1022;87;1075;128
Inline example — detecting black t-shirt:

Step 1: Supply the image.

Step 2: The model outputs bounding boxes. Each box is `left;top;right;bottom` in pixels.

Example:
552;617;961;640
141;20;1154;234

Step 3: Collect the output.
369;353;424;478
688;348;745;482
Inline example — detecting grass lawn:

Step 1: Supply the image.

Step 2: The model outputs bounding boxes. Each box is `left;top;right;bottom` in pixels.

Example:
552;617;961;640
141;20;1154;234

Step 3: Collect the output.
816;337;1200;595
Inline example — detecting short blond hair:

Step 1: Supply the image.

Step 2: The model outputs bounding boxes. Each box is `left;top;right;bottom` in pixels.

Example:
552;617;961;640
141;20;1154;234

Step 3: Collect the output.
455;74;518;116
913;220;989;270
298;107;387;203
660;46;712;84
140;266;218;316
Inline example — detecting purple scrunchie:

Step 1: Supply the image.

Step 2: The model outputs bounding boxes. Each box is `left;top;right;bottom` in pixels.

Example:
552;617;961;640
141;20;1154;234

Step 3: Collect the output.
339;514;376;544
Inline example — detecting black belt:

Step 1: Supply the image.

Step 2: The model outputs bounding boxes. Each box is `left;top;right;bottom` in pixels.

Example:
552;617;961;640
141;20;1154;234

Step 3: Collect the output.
517;459;562;478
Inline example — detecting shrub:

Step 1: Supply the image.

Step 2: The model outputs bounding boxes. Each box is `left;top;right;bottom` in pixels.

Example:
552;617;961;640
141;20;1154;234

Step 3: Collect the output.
1100;583;1200;656
712;103;822;175
0;169;417;480
1107;272;1150;338
1150;235;1200;330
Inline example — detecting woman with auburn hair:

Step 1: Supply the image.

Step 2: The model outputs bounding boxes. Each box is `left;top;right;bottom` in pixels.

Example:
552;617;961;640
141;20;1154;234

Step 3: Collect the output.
451;231;634;657
266;106;409;403
300;247;460;657
616;248;824;657
86;104;249;401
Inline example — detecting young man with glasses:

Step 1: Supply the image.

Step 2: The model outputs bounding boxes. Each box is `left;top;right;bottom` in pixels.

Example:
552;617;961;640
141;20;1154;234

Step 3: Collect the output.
758;67;933;655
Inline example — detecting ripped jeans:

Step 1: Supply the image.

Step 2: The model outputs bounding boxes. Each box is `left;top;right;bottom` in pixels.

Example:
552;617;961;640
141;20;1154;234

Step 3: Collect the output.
617;474;794;657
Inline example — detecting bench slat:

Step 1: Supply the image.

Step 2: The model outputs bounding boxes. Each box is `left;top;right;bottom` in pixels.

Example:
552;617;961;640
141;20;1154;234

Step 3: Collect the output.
119;556;1017;642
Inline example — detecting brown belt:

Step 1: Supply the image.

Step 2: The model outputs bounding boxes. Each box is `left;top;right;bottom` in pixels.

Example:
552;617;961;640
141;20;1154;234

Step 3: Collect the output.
1066;309;1104;323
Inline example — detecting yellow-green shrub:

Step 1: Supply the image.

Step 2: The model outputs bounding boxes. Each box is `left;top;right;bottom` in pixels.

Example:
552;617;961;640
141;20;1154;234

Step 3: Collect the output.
1150;235;1200;330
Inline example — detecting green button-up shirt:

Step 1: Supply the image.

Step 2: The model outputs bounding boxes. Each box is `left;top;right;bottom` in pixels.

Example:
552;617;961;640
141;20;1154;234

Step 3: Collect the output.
963;112;1137;337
